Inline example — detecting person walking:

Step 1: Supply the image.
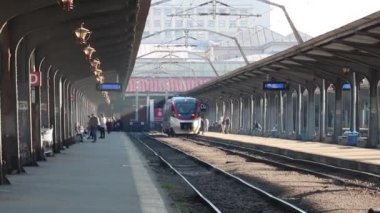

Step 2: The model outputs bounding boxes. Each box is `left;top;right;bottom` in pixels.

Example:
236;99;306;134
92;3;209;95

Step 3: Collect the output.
99;114;107;139
89;114;99;142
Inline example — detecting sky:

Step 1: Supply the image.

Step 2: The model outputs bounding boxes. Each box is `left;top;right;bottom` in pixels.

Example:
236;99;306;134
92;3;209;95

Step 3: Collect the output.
269;0;380;37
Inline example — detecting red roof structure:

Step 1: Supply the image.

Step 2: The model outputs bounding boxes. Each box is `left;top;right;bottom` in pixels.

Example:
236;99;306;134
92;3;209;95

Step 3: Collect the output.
126;77;215;93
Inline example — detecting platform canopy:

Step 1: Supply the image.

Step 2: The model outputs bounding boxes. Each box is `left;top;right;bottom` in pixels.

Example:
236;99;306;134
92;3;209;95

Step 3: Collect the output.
185;12;380;98
0;0;150;104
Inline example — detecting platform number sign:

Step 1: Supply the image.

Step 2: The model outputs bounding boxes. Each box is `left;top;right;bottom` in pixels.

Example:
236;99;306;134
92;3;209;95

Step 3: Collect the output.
200;103;207;112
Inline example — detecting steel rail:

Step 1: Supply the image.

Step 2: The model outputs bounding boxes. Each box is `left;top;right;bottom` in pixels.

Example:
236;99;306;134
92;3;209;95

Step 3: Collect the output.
128;133;222;213
189;136;380;190
145;133;306;213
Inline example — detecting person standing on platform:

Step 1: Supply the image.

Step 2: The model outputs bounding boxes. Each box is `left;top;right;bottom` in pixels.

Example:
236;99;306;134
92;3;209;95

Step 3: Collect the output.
106;118;113;134
99;114;107;139
220;116;225;133
89;114;99;142
200;117;205;135
204;118;209;134
224;116;230;134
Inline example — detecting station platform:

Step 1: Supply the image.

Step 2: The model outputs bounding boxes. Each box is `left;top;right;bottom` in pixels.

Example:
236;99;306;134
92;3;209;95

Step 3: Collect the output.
202;132;380;175
0;133;177;213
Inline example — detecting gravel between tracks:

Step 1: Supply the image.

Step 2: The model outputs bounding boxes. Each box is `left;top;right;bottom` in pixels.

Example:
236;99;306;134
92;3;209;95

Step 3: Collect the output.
155;135;380;213
138;134;289;213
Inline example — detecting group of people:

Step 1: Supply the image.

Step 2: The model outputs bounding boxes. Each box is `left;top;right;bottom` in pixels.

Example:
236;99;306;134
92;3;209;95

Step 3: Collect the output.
76;114;121;142
203;116;265;135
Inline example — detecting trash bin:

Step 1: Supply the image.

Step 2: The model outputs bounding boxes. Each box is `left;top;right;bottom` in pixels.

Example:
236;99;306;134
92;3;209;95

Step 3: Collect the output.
347;131;359;146
270;130;278;138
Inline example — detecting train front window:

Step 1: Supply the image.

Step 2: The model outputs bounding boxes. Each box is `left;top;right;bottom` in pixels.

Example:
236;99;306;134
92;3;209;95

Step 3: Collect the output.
175;100;196;114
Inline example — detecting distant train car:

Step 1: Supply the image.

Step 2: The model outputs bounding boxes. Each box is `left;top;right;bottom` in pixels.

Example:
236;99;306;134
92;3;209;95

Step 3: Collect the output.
162;96;202;136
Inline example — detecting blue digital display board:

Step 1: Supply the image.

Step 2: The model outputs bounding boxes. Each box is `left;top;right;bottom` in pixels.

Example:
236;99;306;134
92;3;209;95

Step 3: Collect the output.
342;83;351;90
97;83;122;91
263;82;287;90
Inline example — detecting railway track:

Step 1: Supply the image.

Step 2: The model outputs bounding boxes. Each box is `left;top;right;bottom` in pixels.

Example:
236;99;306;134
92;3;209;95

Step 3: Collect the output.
186;135;380;190
149;133;380;212
129;133;306;213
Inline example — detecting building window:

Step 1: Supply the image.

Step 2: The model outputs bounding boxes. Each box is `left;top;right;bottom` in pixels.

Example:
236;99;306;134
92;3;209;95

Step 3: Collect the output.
197;32;205;39
240;20;248;27
240;9;249;14
196;20;204;27
175;31;182;37
143;31;150;37
165;31;172;38
229;20;237;28
153;8;161;16
186;20;193;28
175;20;183;28
154;20;161;27
164;8;172;15
165;20;172;27
208;20;215;28
218;20;226;27
196;8;204;13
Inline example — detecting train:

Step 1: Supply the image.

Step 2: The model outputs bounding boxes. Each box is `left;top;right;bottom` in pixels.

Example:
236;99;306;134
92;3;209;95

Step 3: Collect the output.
162;96;202;136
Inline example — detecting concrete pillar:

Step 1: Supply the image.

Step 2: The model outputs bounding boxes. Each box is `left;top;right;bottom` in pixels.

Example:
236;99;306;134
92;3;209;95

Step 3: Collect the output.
31;55;45;161
239;97;243;130
2;38;22;173
250;95;254;130
50;71;61;152
41;65;51;128
297;85;302;138
307;87;316;140
16;39;34;167
334;82;343;142
351;72;358;132
215;100;218;122
263;92;268;135
368;76;379;147
135;92;138;121
61;80;67;147
284;92;291;136
230;99;233;131
320;80;327;141
289;91;295;137
279;91;284;134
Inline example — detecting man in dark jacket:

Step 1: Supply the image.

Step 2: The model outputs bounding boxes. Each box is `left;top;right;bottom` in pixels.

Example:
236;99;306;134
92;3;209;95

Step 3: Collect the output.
89;114;99;142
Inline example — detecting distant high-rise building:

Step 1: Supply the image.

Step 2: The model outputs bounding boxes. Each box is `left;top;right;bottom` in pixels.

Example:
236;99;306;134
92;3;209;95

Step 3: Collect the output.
144;0;270;45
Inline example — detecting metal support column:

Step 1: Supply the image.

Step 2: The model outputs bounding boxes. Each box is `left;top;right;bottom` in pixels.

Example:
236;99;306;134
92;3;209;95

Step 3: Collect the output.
298;85;302;138
334;82;343;143
307;87;316;140
239;97;243;130
320;80;326;141
263;92;268;135
368;76;379;147
351;72;358;132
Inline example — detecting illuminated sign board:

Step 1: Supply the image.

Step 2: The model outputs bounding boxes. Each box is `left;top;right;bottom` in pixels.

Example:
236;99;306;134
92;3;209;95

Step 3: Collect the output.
97;83;122;91
342;83;351;90
263;82;287;90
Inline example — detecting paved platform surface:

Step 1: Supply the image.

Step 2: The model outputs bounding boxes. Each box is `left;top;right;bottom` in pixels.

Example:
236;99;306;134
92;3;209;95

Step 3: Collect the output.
203;132;380;175
0;133;177;213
